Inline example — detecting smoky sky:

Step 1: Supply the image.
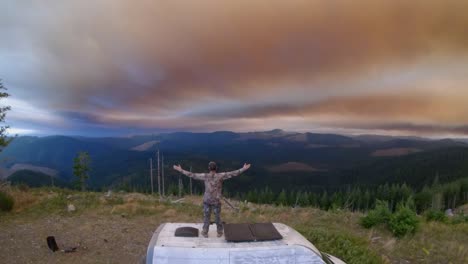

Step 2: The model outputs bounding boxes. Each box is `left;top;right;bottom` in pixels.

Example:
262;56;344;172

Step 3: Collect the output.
1;0;468;137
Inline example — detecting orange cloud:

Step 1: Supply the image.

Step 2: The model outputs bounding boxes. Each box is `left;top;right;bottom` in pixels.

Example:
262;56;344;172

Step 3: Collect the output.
1;0;468;135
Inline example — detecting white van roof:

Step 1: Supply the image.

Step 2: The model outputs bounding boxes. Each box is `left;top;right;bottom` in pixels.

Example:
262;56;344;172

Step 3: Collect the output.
146;222;326;264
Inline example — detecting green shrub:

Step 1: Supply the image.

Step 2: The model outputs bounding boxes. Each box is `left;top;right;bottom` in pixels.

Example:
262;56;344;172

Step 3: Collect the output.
450;213;468;224
425;209;447;223
298;227;382;264
388;205;419;237
360;200;391;228
0;190;14;212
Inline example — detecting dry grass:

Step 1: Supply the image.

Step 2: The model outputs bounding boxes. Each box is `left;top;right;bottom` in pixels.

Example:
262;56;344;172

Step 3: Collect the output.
8;189;42;213
1;188;467;264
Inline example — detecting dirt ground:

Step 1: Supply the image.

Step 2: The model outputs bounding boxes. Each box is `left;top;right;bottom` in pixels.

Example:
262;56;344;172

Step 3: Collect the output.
0;192;234;264
0;212;160;264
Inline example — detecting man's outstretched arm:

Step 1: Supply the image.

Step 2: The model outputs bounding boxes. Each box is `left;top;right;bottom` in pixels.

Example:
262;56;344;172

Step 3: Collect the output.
219;163;251;180
173;165;206;180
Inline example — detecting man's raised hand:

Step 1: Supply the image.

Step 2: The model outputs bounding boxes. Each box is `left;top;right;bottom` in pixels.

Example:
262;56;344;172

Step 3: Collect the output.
173;164;182;171
243;163;251;170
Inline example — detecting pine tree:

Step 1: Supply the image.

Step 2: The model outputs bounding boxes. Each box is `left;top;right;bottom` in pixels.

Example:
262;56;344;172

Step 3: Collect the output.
382;183;390;202
389;184;399;211
414;185;432;213
258;188;267;204
265;187;274;204
363;190;371;211
308;192;318;207
330;191;343;209
400;183;412;204
405;196;416;212
288;190;296;206
348;187;360;211
460;178;468;204
319;191;329;210
443;182;459;209
0;80;12;152
276;190;288;206
355;187;363;211
246;190;257;203
73;152;91;191
298;191;310;207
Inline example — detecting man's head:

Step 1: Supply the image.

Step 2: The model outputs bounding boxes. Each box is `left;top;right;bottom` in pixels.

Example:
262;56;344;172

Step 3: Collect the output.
208;161;217;172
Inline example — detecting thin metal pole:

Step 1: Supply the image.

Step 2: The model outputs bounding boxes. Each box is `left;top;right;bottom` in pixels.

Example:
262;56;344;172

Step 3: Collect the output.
177;161;181;197
162;154;165;196
178;170;183;198
149;158;154;195
189;166;193;195
157;150;161;198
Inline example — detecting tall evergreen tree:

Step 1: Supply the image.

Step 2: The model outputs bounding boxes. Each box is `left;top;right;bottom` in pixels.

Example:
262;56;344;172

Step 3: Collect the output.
414;185;432;213
400;183;412;203
264;187;274;204
460;179;468;203
308;192;318;207
319;191;329;210
0;80;12;153
363;190;371;211
246;190;257;203
382;183;390;202
298;191;310;207
73;152;91;191
288;190;297;206
276;189;288;206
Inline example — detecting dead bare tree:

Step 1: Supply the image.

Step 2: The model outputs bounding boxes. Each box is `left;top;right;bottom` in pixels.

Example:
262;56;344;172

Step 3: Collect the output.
157;149;161;198
189;166;193;195
149;158;154;195
178;171;183;198
162;154;165;196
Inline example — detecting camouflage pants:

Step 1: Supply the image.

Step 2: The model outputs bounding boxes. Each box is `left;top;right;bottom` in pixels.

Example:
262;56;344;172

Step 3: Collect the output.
203;203;222;233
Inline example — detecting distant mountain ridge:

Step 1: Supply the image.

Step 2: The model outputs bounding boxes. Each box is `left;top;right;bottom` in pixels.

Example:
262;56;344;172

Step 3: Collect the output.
0;130;466;192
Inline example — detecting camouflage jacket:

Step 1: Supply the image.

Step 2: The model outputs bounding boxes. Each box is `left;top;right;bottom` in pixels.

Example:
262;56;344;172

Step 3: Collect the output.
179;167;247;204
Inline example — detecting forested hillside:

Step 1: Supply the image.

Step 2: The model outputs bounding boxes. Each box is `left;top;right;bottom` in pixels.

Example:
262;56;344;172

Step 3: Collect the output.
1;131;467;200
8;170;67;188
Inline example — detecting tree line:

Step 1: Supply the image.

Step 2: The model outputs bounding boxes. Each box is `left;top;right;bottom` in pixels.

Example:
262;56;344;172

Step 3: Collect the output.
239;176;468;213
109;174;468;214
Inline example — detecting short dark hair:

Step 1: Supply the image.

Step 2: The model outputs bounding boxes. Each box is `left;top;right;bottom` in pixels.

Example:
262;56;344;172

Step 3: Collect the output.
208;161;217;171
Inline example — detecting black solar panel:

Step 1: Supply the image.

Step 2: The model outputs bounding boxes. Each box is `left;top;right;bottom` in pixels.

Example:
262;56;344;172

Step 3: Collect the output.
224;223;283;242
224;223;255;242
251;223;283;241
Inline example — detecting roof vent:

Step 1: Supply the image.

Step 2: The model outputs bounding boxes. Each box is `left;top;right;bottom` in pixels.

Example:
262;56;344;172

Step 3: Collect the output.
174;227;199;237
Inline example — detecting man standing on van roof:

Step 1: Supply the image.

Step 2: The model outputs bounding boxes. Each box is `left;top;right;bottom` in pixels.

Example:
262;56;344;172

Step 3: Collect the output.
173;162;251;237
